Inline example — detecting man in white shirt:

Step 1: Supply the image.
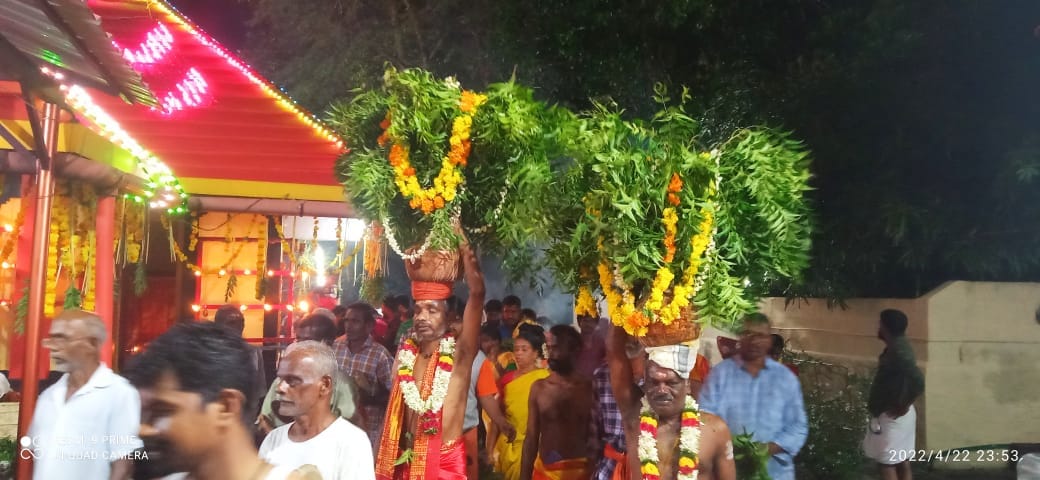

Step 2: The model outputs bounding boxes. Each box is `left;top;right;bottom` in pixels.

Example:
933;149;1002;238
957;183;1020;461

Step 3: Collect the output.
260;340;374;480
30;309;142;480
128;321;319;480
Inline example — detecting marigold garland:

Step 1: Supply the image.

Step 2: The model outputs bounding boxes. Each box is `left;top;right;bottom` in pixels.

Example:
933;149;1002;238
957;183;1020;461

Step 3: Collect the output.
161;213;199;272
82;235;96;311
221;214;264;271
574;285;599;317
384;90;487;215
0;198;27;264
599;199;716;335
44;227;58;317
273;217;298;269
255;215;268;299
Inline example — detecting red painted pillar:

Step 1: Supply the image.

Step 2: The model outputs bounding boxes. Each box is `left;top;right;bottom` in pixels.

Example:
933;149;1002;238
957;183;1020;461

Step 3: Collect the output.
95;195;115;365
17;101;60;480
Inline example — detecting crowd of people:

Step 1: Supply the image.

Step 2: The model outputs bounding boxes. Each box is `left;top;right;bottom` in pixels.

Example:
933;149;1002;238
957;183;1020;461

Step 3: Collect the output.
27;244;923;480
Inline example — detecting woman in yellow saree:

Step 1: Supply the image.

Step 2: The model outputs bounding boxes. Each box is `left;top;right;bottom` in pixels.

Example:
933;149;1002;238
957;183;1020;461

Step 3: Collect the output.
494;324;548;480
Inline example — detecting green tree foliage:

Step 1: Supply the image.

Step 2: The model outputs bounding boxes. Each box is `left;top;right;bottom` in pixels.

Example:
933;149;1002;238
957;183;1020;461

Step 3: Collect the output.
238;0;1040;298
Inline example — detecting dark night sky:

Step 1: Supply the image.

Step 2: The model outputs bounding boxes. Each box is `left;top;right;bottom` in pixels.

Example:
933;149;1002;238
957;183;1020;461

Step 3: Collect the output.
168;0;249;51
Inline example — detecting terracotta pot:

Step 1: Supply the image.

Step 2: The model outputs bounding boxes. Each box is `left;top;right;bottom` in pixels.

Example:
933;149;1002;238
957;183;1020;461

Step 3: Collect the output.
403;247;461;283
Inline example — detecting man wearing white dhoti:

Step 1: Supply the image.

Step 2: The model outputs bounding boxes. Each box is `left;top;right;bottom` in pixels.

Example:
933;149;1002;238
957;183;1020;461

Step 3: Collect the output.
863;309;924;480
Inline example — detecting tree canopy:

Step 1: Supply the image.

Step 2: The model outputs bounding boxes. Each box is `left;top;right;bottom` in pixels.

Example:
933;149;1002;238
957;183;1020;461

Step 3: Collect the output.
234;0;1040;299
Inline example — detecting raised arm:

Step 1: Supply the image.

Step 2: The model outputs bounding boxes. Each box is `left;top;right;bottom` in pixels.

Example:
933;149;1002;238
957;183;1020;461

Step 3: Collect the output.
606;325;637;413
457;240;485;362
606;325;643;480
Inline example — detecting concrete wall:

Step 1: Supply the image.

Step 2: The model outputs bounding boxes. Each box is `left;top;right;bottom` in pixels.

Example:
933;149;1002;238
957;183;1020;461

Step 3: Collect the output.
923;282;1040;450
760;281;1040;451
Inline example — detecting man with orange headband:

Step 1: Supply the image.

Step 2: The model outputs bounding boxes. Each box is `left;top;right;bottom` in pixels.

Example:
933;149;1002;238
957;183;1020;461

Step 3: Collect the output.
375;241;485;480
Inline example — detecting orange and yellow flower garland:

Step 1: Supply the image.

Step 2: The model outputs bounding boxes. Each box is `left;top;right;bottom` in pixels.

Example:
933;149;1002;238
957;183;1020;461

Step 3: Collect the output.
383;90;488;215
0;198;27;264
598;172;717;336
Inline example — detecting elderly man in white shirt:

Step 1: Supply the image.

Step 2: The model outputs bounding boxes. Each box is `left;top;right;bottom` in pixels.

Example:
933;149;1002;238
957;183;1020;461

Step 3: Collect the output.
260;340;374;480
30;309;142;480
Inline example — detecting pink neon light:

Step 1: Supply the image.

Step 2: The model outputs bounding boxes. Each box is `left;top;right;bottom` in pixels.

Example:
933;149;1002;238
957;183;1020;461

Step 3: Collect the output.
152;2;344;147
116;24;174;64
154;67;210;115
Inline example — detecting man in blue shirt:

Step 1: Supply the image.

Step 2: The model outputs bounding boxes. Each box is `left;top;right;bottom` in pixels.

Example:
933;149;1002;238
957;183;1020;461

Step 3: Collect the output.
699;313;808;480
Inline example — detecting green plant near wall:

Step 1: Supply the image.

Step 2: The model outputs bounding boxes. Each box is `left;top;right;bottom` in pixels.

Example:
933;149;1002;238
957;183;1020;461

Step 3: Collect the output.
789;353;872;480
0;436;15;465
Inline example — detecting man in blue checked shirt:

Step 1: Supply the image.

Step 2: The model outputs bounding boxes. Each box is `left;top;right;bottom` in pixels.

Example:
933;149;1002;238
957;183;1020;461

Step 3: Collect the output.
699;313;808;480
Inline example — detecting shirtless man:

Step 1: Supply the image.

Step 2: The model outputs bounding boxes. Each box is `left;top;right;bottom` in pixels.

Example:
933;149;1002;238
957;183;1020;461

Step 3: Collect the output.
521;325;595;480
606;326;736;480
375;241;485;480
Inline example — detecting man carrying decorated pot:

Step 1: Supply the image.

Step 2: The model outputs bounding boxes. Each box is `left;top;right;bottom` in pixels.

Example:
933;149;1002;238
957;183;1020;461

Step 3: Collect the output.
607;325;736;480
375;240;485;480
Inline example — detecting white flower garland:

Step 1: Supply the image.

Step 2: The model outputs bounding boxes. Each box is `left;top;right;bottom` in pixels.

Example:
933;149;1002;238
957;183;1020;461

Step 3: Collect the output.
396;335;456;433
382;195;464;262
638;395;701;480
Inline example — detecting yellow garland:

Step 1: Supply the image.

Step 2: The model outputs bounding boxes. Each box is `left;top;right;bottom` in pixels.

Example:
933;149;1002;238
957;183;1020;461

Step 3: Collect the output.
82;235;96;311
54;195;72;273
222;214;264;271
656;205;714;325
273;217;298;269
385;90;487;215
330;239;364;276
188;215;199;252
599;203;716;335
161;213;200;272
0;198;28;264
223;213;233;253
334;219;345;263
45;227;58;317
125;201;144;264
256;215;268;299
574;285;599;317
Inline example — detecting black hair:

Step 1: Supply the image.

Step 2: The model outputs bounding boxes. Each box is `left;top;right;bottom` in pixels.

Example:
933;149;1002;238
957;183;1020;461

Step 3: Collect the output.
395;295;411;308
382;295;401;310
770;333;785;356
297;313;338;344
446;295;465;316
502;295;522;308
126;322;257;424
213;305;244;325
880;309;908;336
346;302;378;325
332;305;348;317
515;323;546;358
520;308;537;321
549;324;583;353
484;299;503;313
480;323;502;341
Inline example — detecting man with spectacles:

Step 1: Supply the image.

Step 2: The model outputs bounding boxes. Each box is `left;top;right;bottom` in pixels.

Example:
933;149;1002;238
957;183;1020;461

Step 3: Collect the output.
699;313;808;480
30;309;143;480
